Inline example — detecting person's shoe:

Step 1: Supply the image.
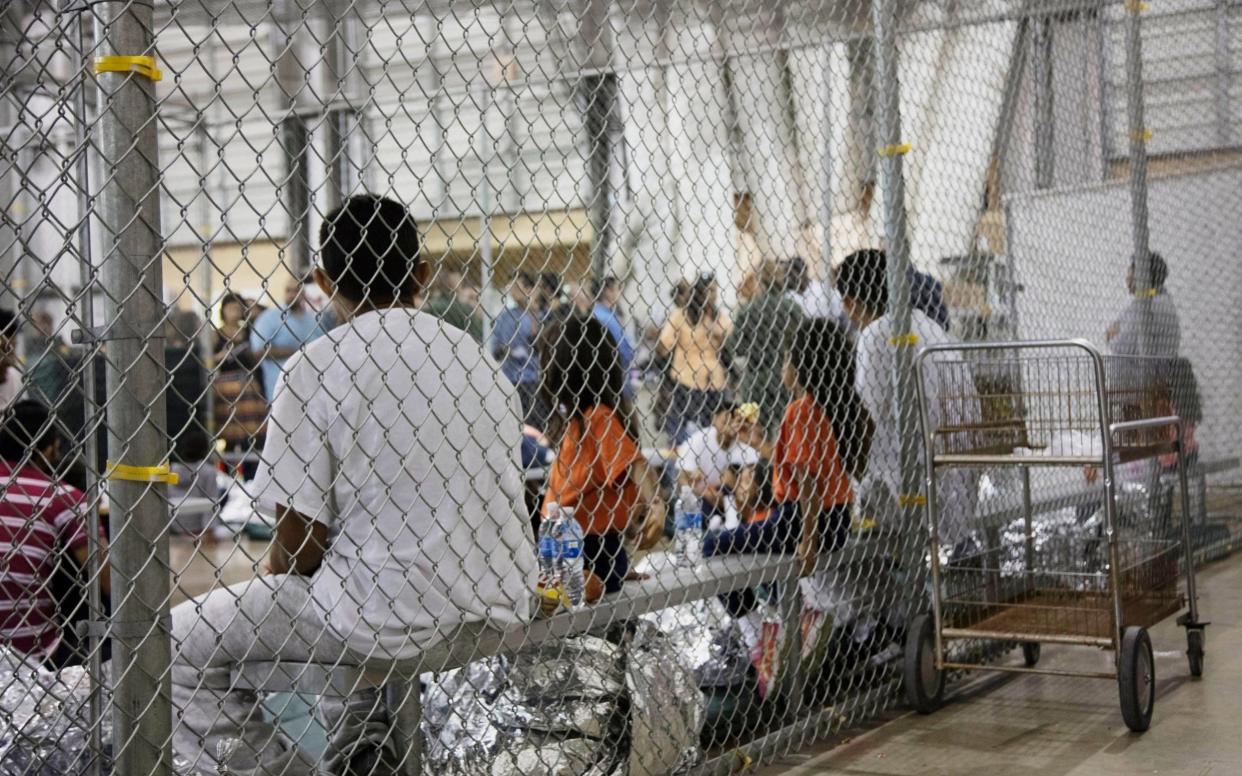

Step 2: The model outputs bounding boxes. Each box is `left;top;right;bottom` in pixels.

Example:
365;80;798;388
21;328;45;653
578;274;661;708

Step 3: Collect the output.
336;743;401;776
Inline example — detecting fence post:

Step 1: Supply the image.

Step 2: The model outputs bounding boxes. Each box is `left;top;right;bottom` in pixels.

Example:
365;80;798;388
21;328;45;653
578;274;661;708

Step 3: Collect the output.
1122;0;1153;357
871;0;923;619
93;1;174;773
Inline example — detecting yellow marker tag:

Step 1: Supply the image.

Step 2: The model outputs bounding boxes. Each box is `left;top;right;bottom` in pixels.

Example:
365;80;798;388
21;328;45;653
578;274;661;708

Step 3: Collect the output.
1140;288;1157;298
105;461;179;485
733;749;754;769
889;333;919;347
899;493;928;507
857;516;877;531
1124;0;1149;11
878;142;912;157
94;55;163;82
737;402;760;424
1130;128;1153;142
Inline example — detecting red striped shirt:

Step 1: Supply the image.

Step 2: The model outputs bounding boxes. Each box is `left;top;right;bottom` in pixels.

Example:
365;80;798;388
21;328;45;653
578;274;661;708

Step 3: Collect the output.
0;461;89;659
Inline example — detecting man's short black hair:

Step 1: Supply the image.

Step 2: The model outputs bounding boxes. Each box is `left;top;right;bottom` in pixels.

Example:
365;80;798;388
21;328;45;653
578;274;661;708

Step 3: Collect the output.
836;249;889;314
0;400;57;463
1131;251;1169;290
318;194;421;304
0;309;19;338
590;275;619;299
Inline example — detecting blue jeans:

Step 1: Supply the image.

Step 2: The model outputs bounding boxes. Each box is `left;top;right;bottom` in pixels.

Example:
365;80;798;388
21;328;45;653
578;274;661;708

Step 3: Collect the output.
703;502;849;558
704;502;851;617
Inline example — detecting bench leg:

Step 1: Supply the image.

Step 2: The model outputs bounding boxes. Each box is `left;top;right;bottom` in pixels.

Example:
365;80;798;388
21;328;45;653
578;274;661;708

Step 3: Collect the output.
385;680;421;776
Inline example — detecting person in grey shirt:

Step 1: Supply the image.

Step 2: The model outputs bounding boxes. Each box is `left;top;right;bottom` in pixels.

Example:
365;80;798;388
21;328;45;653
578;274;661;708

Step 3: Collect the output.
1107;252;1180;357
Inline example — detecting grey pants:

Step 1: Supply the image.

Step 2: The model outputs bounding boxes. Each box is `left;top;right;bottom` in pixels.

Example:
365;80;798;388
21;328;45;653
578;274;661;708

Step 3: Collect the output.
170;575;389;776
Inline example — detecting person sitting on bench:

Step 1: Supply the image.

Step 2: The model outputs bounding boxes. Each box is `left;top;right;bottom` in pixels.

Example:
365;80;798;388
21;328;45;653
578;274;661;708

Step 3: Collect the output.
170;195;538;776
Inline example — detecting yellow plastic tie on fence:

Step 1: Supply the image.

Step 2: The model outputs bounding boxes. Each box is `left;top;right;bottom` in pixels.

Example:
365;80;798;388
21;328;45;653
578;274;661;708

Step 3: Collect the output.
1140;288;1158;298
1124;0;1149;12
889;333;919;347
1130;128;1153;142
899;493;928;507
732;749;754;770
878;142;912;157
93;55;163;82
105;461;179;485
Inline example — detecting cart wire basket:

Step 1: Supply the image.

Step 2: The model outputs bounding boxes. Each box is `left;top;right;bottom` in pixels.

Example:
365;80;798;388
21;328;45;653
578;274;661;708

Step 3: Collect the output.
904;339;1206;732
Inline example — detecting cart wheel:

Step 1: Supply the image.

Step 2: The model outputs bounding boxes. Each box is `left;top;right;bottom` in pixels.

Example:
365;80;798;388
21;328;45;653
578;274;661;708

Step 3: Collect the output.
1118;626;1155;733
1186;628;1204;678
904;613;945;714
1022;642;1041;668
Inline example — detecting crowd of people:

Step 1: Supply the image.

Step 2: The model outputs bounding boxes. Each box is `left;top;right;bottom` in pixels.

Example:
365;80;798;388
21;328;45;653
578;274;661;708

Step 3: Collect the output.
0;187;1198;773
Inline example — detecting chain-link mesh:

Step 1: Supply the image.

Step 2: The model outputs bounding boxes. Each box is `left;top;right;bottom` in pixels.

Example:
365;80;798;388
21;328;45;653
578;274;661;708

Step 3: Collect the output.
1;0;1239;772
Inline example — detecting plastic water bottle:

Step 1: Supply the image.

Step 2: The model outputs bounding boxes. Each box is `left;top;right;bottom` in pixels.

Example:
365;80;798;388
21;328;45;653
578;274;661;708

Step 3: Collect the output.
558;507;586;607
674;485;704;568
537;503;563;593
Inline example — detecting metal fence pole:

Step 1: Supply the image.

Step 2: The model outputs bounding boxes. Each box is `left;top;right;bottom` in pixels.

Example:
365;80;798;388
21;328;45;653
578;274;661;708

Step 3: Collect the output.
71;10;106;775
872;0;923;620
0;0;27;309
1122;0;1153;358
93;1;174;773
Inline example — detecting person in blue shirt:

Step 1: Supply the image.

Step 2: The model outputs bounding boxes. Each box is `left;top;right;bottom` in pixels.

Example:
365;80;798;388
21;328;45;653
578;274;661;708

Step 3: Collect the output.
250;275;329;400
490;272;548;428
590;276;635;383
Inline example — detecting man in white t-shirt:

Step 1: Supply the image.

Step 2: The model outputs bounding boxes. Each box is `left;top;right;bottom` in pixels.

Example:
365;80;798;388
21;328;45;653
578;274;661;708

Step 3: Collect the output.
170;195;538;776
677;401;761;513
837;249;978;544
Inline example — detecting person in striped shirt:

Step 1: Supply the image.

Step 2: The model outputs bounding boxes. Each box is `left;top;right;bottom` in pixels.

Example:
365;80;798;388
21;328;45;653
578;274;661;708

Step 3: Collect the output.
0;400;109;661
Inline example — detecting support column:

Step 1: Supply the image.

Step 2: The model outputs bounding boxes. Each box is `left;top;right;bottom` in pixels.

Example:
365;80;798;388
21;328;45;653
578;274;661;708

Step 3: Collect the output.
324;6;367;211
1032;17;1055;189
94;0;173;773
582;72;620;280
1122;0;1153;357
1213;0;1233;148
0;0;31;309
272;0;315;276
872;0;922;613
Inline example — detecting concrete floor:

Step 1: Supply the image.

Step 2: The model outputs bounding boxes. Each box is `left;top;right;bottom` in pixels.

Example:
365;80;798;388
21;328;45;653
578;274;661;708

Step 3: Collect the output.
764;553;1242;776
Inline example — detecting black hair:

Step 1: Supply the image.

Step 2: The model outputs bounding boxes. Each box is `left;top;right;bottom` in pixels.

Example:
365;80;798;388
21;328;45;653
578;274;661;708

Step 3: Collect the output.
0;309;19;338
788;318;872;479
685;274;717;326
539;313;637;446
785;256;810;292
220;292;247;311
539;272;562;297
319;194;422;305
835;249;889;315
590;275;619;300
1131;251;1169;291
0;400;59;465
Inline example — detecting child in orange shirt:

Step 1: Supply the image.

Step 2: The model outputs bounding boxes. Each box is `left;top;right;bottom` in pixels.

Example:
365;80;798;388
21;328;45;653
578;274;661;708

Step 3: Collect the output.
540;315;666;601
704;318;871;575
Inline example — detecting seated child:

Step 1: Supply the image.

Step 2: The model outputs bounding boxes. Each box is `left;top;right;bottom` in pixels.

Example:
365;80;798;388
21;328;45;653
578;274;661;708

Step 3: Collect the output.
676;399;761;517
540;315;666;601
704;318;871;575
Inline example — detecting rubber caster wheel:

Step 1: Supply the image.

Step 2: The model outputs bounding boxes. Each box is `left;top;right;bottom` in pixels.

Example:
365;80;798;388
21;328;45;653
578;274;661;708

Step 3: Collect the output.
904;613;945;714
1186;628;1204;678
1022;642;1041;668
1119;626;1155;733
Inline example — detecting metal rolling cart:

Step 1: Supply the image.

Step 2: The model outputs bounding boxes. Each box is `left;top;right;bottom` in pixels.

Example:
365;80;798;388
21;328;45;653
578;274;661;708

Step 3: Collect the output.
903;339;1207;732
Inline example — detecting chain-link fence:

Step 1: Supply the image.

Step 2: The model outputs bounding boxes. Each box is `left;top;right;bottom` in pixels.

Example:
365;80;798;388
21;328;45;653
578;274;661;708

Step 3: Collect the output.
1;0;1239;772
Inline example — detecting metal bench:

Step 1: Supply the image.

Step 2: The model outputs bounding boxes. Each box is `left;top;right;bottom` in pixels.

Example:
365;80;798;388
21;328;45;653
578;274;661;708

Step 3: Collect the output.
228;553;798;775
